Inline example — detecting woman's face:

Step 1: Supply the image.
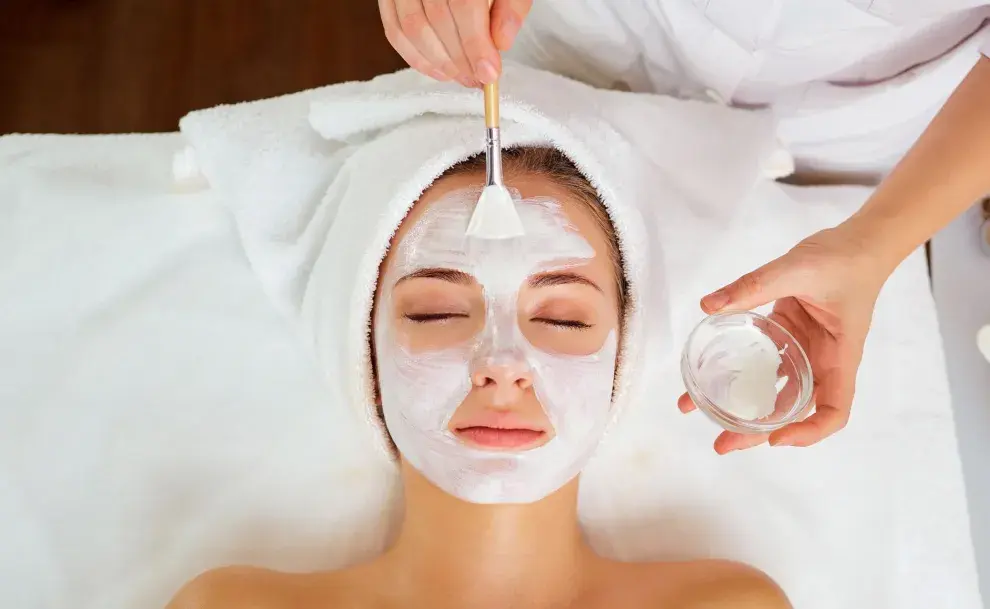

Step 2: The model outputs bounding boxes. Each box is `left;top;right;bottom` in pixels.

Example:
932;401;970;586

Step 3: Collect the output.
373;170;621;504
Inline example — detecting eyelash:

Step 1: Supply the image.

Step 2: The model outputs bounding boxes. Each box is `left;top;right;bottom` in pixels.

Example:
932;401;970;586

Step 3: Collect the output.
404;313;468;323
533;318;592;330
404;313;591;330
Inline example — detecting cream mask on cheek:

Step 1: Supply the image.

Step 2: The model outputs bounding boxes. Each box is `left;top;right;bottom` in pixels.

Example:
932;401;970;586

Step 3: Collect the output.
374;188;618;504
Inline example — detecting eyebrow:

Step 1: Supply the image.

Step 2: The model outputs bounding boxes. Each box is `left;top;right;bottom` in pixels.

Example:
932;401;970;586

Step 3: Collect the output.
529;271;602;293
396;267;473;285
396;267;602;293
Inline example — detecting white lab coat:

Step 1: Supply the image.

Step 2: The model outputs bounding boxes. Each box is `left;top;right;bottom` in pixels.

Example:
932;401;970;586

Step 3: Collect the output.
508;0;990;180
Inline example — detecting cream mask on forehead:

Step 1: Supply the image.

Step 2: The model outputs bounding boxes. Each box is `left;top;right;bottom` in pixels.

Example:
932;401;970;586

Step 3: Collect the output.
374;187;618;504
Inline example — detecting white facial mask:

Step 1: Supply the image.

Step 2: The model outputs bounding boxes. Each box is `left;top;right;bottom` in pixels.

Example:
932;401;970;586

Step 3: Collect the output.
374;188;618;504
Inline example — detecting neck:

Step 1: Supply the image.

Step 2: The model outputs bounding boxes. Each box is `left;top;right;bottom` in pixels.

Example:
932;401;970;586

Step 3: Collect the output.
382;461;593;608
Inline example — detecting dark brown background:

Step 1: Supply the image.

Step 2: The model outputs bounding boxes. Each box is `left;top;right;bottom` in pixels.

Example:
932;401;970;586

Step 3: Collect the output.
0;0;406;134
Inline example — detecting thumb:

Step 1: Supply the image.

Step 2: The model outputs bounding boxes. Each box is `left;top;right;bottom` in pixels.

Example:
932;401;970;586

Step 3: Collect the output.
701;257;791;314
490;0;533;51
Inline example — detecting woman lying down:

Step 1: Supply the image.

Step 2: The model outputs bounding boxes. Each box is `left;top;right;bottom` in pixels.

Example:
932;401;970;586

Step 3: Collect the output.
167;148;790;609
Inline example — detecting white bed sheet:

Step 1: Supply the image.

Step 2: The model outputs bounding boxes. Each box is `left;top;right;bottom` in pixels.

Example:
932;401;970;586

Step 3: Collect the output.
0;133;981;609
0;134;397;609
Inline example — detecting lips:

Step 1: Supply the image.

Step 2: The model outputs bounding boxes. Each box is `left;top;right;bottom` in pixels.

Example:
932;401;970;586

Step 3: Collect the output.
454;426;548;450
449;409;551;450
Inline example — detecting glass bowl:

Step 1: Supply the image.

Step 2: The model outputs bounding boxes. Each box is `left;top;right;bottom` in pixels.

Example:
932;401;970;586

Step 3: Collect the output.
681;311;813;434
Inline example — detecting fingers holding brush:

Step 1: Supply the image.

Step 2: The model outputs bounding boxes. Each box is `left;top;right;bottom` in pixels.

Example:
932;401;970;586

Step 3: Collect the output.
380;0;532;85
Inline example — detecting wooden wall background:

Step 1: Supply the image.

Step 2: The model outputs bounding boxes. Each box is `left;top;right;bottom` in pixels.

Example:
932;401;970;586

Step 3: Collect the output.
0;0;406;133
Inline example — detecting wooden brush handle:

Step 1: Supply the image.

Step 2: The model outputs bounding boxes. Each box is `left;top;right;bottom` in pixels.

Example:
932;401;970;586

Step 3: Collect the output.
485;0;498;129
483;0;499;128
484;81;499;128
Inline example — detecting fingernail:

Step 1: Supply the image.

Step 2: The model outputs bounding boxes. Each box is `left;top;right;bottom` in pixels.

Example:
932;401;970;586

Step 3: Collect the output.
456;76;473;88
475;59;499;84
702;289;729;312
769;437;791;447
430;69;450;81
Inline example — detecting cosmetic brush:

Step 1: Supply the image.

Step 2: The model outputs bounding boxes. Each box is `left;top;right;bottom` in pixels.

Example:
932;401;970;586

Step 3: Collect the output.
465;75;525;239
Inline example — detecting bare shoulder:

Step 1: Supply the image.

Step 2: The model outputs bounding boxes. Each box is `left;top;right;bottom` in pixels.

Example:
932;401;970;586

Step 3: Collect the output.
656;559;791;609
597;558;790;609
166;565;345;609
166;566;294;609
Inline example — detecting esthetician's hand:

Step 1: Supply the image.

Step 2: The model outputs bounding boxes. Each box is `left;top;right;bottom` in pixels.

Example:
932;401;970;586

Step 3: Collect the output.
378;0;532;86
677;222;893;454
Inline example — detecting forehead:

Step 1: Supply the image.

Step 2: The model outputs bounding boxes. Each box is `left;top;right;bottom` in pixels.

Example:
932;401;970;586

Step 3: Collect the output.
384;172;611;274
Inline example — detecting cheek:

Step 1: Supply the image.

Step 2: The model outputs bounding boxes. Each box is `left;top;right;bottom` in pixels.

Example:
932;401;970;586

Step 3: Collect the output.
527;334;619;437
374;300;474;428
380;351;474;434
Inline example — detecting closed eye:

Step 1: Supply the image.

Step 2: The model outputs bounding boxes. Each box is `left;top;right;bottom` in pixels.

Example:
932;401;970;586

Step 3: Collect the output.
404;313;469;323
533;318;592;330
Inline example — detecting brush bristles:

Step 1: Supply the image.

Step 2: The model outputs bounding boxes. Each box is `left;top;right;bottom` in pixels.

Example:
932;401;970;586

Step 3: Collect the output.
465;185;525;239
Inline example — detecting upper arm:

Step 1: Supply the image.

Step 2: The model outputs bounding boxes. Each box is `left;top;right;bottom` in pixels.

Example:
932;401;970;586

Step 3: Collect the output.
166;566;277;609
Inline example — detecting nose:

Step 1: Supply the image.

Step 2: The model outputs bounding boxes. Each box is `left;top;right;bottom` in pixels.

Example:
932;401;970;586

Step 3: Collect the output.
470;357;534;408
